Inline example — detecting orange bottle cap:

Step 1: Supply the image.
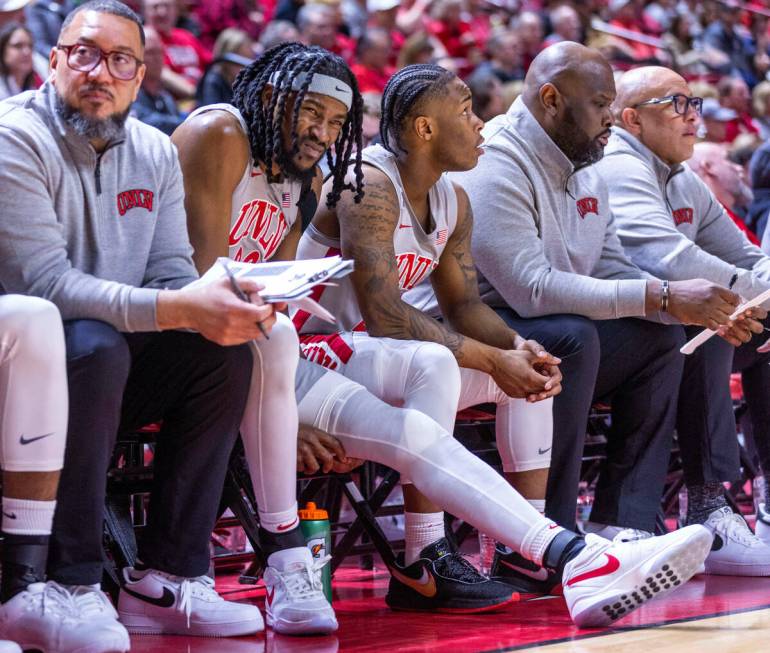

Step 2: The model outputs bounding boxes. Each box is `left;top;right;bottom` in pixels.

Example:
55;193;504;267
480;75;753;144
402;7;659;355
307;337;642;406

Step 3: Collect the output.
298;501;328;520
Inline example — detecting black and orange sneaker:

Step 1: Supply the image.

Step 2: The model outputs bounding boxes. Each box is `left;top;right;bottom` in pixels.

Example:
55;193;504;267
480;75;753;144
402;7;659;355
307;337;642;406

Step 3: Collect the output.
385;538;518;613
490;544;563;597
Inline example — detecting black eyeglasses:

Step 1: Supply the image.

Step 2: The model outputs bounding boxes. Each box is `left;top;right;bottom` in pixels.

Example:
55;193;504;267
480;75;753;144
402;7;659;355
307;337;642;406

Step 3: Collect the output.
56;43;143;81
632;94;703;116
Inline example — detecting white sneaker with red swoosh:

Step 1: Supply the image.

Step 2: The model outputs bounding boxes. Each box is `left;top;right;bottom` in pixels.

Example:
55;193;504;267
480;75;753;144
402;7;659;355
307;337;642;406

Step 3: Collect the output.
563;525;712;628
262;547;338;635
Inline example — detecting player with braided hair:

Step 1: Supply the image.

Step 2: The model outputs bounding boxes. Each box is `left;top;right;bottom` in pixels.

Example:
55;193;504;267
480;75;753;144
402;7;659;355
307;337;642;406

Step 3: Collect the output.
171;42;371;636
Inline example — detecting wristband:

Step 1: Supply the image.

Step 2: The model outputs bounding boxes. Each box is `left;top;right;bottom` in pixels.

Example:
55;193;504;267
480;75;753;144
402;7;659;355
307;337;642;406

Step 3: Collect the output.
661;279;670;313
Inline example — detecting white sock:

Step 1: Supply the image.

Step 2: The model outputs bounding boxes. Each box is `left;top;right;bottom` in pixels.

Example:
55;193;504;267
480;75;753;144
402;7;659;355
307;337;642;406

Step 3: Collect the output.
259;502;300;534
404;511;445;565
1;497;56;535
527;499;546;514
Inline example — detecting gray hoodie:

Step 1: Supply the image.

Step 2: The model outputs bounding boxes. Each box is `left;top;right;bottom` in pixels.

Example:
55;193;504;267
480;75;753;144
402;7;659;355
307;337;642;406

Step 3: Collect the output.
448;97;651;320
0;81;197;332
598;128;770;302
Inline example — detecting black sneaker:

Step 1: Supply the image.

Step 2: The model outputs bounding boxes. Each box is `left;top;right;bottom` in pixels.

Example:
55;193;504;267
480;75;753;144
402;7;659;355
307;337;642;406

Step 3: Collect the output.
490;544;563;596
385;538;518;613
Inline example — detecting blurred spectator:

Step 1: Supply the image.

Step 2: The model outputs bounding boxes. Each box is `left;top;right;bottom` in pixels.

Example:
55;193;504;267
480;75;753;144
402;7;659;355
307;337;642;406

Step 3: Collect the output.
748;139;770;240
0;20;39;100
643;0;676;32
701;97;737;143
274;0;302;24
605;0;662;63
131;26;185;135
752;80;770;140
396;30;451;69
367;0;404;58
176;0;201;36
689;141;759;244
511;10;543;70
500;79;523;109
361;91;381;147
701;1;755;84
396;0;434;36
297;2;354;61
24;0;65;56
0;0;30;25
689;79;718;100
662;12;728;75
728;132;762;181
426;0;481;69
194;0;263;51
466;67;505;121
543;4;582;48
718;75;760;143
196;27;253;105
257;18;299;52
474;27;524;83
350;28;394;93
144;0;212;99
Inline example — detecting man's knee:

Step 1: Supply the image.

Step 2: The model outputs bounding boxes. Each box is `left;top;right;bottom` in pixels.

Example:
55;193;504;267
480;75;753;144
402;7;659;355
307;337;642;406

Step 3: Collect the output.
410;341;462;402
250;313;299;384
64;320;130;394
0;296;63;359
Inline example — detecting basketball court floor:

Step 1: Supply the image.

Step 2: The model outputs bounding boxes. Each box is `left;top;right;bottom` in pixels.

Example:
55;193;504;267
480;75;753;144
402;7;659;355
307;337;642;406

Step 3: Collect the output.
125;558;770;652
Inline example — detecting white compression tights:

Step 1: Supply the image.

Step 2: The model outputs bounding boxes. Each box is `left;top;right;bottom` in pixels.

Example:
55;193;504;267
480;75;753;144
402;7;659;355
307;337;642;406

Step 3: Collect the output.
297;365;560;566
0;295;67;474
240;313;300;529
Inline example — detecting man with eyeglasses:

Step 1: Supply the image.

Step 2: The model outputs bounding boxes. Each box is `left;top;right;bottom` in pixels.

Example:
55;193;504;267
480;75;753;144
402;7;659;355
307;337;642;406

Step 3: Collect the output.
450;42;739;589
597;65;770;576
0;1;274;649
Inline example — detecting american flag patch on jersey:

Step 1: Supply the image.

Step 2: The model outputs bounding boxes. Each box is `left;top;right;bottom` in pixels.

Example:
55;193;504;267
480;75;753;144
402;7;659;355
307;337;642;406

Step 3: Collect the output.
435;229;448;245
281;192;291;208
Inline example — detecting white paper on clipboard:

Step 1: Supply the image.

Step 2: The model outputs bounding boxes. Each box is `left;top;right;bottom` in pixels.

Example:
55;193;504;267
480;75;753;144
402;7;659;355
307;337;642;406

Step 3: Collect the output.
680;286;770;355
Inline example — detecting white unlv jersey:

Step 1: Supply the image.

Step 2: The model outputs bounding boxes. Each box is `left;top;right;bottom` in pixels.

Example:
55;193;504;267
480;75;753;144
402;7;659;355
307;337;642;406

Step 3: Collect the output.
293;144;458;369
187;103;303;263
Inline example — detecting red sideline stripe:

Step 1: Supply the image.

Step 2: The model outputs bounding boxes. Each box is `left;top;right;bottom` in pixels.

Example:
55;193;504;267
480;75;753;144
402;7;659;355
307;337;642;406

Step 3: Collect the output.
291;246;341;332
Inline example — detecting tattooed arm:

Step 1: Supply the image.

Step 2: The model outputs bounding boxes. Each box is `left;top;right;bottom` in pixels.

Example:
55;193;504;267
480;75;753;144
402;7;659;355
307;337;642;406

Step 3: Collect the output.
335;169;559;400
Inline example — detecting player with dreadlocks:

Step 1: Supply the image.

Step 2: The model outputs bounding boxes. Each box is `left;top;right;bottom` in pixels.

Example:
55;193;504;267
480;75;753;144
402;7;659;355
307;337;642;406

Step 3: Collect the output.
170;43;366;636
293;63;713;623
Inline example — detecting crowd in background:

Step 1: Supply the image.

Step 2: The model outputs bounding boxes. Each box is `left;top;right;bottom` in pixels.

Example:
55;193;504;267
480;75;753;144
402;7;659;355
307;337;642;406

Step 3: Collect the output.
5;0;770;239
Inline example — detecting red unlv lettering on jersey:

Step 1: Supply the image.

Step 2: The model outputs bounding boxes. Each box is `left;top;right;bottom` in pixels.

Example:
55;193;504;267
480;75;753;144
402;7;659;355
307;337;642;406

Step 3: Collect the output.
396;253;438;290
117;189;154;216
673;208;694;226
576;197;599;219
229;199;289;263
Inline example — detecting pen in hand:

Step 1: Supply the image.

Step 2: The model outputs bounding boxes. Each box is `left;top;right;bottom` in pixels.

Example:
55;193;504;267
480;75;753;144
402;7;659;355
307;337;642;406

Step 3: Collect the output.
221;260;270;341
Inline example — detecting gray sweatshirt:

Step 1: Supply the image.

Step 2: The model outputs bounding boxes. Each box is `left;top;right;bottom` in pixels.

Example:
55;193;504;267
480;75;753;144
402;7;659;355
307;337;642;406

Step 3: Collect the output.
449;97;650;320
598;128;770;303
0;81;198;332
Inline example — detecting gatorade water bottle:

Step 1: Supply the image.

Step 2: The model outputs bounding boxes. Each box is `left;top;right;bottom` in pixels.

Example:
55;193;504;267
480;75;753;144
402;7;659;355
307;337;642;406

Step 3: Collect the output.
298;502;332;603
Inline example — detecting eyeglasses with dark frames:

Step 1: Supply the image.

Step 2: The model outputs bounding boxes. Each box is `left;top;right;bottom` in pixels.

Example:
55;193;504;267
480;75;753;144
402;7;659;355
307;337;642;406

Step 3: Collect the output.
56;43;143;81
632;94;704;116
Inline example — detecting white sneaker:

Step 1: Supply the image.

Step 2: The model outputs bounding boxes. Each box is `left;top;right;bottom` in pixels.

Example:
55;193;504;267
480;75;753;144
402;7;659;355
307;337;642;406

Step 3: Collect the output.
263;547;338;635
68;585;130;652
563;525;712;628
0;581;128;653
118;567;263;637
0;642;21;653
702;506;770;576
754;503;770;546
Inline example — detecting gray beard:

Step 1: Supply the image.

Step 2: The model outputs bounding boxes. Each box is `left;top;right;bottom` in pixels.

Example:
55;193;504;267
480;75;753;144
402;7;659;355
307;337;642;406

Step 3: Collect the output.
54;92;129;142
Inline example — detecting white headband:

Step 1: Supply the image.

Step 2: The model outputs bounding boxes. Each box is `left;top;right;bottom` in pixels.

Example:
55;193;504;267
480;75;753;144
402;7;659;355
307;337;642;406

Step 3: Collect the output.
268;71;353;111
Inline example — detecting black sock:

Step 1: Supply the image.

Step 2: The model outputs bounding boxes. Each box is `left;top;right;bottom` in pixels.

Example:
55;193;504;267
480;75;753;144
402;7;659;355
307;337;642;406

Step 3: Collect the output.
763;473;770;509
686;482;727;525
259;525;306;558
543;530;586;572
1;533;49;602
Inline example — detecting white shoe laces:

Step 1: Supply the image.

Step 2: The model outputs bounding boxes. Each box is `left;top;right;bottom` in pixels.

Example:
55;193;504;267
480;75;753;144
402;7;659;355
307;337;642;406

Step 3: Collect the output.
614;528;653;543
25;582;78;621
277;555;330;602
716;512;764;548
177;575;220;628
70;586;114;618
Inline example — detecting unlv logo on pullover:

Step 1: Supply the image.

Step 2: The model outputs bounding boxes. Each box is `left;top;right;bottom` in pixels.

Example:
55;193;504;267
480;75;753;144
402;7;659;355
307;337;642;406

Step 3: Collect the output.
576;197;599;219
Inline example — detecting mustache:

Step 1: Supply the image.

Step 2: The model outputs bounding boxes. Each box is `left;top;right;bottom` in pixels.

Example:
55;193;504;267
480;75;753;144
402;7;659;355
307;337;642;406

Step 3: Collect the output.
80;84;114;100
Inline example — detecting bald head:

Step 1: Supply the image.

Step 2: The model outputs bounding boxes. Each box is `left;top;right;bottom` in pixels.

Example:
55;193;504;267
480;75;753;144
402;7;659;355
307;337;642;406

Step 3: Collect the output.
689;141;752;210
613;65;699;166
613;66;687;122
688;141;724;173
521;42;615;166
